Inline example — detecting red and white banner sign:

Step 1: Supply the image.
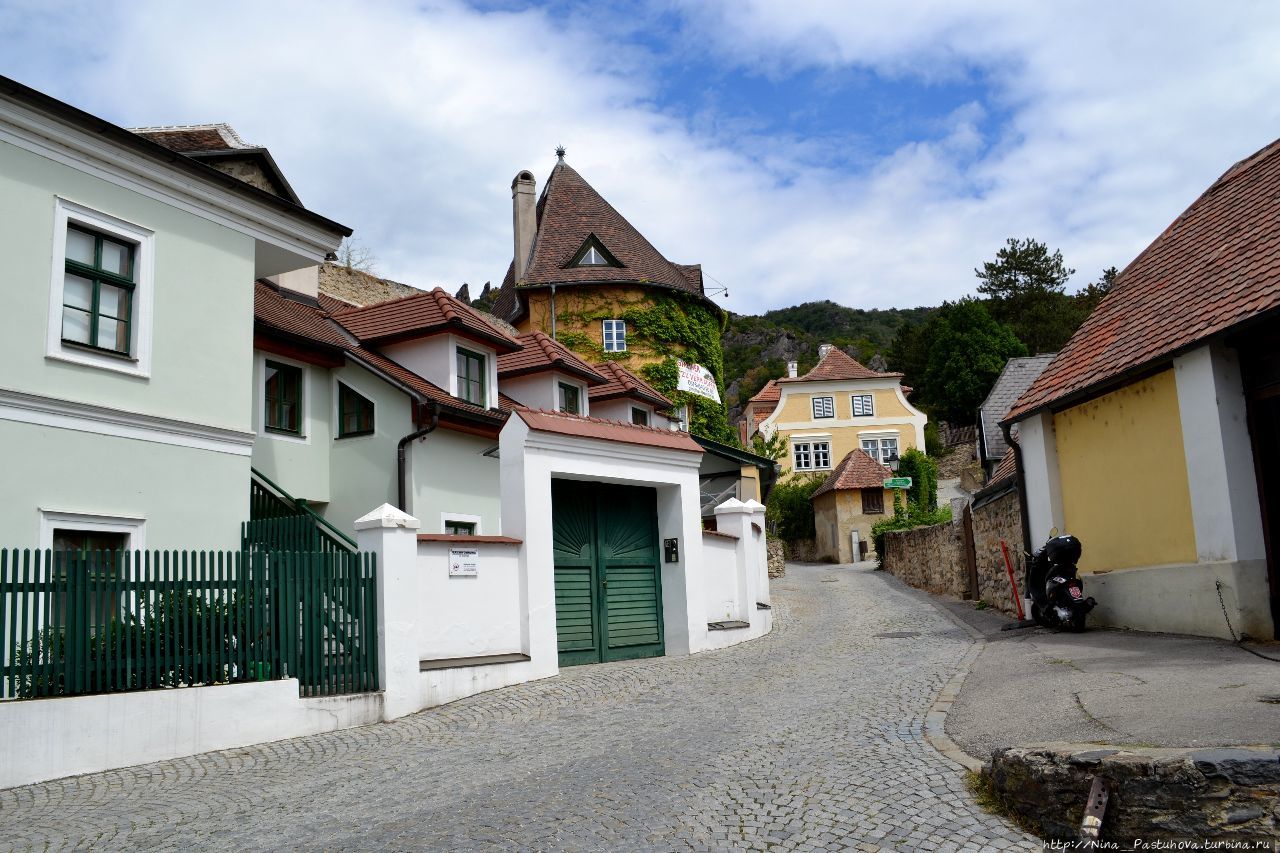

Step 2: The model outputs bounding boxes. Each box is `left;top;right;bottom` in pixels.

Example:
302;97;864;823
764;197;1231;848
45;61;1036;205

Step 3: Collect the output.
676;360;721;403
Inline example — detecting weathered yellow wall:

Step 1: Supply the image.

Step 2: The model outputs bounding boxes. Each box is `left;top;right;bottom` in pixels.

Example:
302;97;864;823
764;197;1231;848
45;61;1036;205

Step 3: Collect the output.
776;387;908;422
813;488;892;562
780;425;917;474
517;286;666;370
738;465;761;503
1054;369;1196;573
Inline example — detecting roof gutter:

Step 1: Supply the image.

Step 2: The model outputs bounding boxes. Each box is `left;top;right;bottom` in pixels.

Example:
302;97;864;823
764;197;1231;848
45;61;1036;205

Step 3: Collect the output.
1002;420;1034;558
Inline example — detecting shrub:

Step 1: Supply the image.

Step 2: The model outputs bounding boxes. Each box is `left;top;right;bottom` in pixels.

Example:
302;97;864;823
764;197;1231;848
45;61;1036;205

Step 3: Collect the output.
765;474;826;542
924;421;946;457
896;448;938;511
870;492;952;568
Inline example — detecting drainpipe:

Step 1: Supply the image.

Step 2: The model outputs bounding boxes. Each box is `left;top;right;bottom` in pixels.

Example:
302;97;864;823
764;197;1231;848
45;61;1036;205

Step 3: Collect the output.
1002;418;1034;557
397;399;440;512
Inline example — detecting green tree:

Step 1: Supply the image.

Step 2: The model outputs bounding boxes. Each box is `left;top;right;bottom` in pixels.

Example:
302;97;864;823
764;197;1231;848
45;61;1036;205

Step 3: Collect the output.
895;448;938;511
1075;265;1117;318
765;475;825;542
975;238;1077;353
920;299;1027;422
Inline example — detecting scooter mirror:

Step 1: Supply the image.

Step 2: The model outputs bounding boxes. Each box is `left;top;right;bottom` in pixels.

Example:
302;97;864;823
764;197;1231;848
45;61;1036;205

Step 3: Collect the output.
1049;526;1059;537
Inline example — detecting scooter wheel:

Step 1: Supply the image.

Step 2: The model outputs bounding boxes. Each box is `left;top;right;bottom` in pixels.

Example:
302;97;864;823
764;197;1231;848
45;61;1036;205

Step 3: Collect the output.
1068;611;1088;632
1031;602;1052;628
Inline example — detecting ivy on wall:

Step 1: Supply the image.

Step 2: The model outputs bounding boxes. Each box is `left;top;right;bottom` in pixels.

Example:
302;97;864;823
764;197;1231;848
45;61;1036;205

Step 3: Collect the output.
541;288;734;443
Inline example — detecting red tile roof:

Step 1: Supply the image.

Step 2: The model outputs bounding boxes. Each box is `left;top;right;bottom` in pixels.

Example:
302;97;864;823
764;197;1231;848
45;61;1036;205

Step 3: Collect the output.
781;349;902;383
497;332;607;384
1007;137;1280;422
748;379;781;404
131;123;248;153
493;161;713;320
332;288;522;351
514;409;703;453
811;450;893;499
588;361;673;409
253;281;352;350
989;448;1018;488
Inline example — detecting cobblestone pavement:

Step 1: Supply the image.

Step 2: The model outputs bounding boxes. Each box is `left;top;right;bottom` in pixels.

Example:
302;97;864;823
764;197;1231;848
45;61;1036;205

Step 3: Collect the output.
0;564;1037;852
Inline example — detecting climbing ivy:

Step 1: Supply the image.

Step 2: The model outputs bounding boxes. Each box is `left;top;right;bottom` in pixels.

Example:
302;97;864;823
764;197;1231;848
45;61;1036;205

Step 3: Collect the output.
544;288;734;442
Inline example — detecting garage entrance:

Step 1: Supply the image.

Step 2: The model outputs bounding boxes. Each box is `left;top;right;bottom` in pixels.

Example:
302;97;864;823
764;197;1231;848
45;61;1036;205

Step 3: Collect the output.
552;479;665;666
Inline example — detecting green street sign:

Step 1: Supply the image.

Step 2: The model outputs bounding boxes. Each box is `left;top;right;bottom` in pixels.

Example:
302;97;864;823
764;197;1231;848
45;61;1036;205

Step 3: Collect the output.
883;477;912;489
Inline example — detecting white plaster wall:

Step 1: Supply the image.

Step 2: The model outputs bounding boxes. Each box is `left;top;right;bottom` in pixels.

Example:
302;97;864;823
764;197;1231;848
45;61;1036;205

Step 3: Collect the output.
590;398;660;427
703;535;741;622
381;336;454;400
501;372;590;415
416;541;524;660
250;350;332;503
1174;344;1267;563
0;679;382;790
410;430;501;534
1017;412;1064;545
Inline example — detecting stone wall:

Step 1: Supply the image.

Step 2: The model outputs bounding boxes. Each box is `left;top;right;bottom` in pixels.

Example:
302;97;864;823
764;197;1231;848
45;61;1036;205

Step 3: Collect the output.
783;538;820;563
767;538;785;578
881;519;968;598
971;486;1025;616
986;742;1280;843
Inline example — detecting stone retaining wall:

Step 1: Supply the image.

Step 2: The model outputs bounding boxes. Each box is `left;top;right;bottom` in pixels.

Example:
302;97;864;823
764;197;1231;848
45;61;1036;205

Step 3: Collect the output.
882;519;968;598
986;742;1280;843
971;487;1025;616
767;538;786;578
783;538;820;563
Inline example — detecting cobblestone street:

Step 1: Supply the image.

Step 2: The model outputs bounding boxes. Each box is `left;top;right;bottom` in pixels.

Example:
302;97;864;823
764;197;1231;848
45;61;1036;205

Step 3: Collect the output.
0;564;1035;851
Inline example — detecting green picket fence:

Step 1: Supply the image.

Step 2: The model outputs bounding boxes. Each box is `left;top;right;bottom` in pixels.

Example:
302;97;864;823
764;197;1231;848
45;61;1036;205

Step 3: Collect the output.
0;548;377;701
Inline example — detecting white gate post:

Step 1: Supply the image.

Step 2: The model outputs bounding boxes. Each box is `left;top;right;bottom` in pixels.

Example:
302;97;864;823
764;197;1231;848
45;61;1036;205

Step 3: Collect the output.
355;504;420;721
714;498;756;621
745;499;769;607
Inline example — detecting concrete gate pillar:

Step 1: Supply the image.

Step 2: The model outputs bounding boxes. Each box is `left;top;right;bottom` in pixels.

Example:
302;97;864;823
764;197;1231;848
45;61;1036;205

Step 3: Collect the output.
355;503;421;721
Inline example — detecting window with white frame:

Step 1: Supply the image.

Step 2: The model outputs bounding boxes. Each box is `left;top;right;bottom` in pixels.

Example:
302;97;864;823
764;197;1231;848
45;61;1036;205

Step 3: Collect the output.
603;319;626;352
851;394;874;416
793;439;831;470
812;396;835;419
861;436;899;465
40;511;145;631
47;199;154;376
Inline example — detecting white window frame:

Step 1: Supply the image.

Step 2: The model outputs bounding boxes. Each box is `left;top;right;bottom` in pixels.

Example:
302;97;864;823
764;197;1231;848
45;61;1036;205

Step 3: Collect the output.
439;512;482;536
258;352;311;444
861;435;899;465
851;394;874;417
812;441;831;469
46;198;155;378
602;319;627;352
450;338;497;409
793;441;813;470
555;378;587;415
812;396;835;419
39;510;147;553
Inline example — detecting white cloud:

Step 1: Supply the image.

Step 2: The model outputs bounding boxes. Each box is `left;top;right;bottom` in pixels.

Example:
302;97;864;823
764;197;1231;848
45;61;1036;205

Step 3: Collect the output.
3;0;1280;314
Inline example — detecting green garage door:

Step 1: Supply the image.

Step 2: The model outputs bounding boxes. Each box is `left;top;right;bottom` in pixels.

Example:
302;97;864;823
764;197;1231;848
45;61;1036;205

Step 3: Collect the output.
552;480;664;666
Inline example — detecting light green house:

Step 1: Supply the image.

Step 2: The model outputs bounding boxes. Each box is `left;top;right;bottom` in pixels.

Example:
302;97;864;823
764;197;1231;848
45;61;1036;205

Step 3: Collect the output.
0;78;350;551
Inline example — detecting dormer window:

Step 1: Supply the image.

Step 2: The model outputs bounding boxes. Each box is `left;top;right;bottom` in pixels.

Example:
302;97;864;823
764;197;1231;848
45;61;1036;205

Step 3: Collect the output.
456;347;487;406
567;235;620;269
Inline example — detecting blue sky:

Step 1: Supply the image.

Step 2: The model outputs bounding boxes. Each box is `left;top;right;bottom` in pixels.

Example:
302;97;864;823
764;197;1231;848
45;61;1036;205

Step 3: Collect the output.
3;0;1279;314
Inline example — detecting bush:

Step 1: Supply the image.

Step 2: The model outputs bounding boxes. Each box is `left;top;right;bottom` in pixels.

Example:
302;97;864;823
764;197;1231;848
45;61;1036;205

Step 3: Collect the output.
765;474;826;542
896;448;939;511
924;421;946;457
870;491;952;568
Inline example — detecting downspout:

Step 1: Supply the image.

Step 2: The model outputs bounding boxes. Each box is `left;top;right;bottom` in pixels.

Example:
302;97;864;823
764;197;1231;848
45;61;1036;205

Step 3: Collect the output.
1002;418;1034;557
397;399;440;512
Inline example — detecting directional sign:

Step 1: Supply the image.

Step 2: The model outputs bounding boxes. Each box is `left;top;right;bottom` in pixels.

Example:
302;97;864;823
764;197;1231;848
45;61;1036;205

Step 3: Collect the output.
883;477;912;489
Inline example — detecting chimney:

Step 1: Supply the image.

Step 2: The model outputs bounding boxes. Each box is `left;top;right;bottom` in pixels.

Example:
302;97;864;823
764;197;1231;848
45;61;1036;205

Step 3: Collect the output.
512;170;537;282
787;360;798;378
818;343;834;360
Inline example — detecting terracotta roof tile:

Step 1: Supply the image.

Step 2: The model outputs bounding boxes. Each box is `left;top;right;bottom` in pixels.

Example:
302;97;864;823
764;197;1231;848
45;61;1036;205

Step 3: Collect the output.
988;448;1018;488
588;361;673;409
332;288;522;351
497;332;607;384
748;379;781;404
515;408;703;453
130;123;250;153
780;349;902;383
1007;137;1280;421
493;162;713;320
811;450;893;499
254;281;352;350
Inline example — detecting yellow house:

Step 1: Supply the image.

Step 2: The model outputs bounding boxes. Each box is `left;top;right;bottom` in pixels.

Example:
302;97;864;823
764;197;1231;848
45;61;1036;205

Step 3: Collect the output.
750;346;927;477
811;450;895;563
1006;137;1280;642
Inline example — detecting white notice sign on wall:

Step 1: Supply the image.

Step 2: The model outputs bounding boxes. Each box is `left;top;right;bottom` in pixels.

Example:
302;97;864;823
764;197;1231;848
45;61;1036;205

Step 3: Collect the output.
449;548;479;577
676;360;721;403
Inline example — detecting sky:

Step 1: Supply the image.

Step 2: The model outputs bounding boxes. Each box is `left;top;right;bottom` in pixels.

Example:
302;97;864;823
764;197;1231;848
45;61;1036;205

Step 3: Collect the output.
4;0;1280;315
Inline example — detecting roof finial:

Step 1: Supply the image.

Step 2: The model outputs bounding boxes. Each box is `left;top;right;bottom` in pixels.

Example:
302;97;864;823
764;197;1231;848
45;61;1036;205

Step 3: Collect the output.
555;145;566;163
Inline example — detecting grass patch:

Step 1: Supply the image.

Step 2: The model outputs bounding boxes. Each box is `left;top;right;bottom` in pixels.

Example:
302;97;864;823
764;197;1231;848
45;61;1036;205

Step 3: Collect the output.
965;771;1044;838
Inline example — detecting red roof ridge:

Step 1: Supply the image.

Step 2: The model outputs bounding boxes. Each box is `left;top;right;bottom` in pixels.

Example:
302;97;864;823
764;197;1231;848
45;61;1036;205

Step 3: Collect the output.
520;406;681;435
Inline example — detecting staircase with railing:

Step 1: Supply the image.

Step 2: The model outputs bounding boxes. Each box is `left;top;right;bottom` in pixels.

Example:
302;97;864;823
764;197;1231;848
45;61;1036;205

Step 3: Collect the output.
245;469;357;554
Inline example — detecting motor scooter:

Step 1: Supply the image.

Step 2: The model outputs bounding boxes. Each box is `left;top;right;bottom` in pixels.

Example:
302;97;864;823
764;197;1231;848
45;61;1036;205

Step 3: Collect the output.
1026;534;1096;631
